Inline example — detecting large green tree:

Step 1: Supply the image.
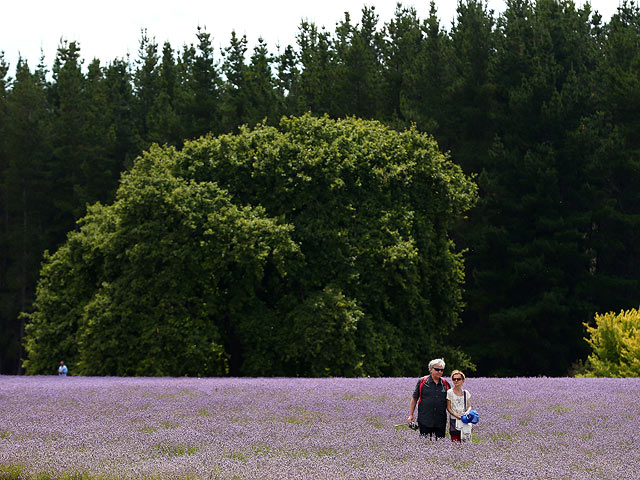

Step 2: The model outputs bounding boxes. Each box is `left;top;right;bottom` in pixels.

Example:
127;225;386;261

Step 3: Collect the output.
23;144;301;376
24;115;476;377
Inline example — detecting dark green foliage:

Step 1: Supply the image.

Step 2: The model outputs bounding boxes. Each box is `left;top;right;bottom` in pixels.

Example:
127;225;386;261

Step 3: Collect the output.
443;0;497;171
275;45;299;115
583;1;640;313
1;58;53;374
145;42;183;147
220;31;249;132
182;27;222;140
23;115;476;376
401;2;452;135
292;22;335;115
4;0;640;376
23;144;301;376
102;59;141;170
49;40;89;223
133;31;161;146
457;0;604;376
244;39;282;127
332;8;383;119
379;4;424;124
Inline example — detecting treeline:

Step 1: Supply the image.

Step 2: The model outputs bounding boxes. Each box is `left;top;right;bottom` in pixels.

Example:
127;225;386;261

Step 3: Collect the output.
2;0;640;376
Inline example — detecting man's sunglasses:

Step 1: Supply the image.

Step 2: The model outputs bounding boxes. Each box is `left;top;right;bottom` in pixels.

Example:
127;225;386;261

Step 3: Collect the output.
433;367;444;372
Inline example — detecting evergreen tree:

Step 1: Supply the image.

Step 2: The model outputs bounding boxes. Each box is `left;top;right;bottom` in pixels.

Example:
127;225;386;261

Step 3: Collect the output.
332;7;383;119
220;31;249;132
49;40;92;226
379;4;423;126
133;30;160;148
293;21;335;115
276;44;300;115
2;58;52;374
459;0;598;375
0;52;11;373
184;27;221;139
245;38;281;126
402;1;453;136
80;59;120;206
103;58;141;170
146;42;183;146
444;0;497;172
581;0;640;313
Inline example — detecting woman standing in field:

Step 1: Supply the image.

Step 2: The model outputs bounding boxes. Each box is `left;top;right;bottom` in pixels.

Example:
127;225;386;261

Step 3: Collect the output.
447;370;471;442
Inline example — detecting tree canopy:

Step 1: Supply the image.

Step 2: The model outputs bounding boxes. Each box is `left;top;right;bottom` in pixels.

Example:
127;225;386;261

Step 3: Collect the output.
23;115;476;377
4;1;640;376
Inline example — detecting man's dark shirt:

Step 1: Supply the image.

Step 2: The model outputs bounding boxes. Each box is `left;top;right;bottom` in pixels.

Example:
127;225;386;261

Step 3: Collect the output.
412;375;448;428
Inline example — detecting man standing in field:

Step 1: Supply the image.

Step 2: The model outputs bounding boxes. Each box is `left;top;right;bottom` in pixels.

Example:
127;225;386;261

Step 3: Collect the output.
58;361;68;376
408;358;449;439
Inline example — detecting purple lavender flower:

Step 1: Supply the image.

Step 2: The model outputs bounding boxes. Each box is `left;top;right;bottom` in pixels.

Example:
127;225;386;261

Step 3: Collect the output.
0;376;638;479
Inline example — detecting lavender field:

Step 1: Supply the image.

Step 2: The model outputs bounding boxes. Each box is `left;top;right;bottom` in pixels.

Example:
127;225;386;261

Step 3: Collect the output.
1;376;639;479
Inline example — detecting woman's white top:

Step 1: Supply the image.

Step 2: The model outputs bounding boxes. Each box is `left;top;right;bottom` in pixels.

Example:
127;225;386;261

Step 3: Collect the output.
447;388;470;415
447;389;472;432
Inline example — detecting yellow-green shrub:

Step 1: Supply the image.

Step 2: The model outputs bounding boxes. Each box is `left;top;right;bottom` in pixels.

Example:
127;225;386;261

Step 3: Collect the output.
582;308;640;377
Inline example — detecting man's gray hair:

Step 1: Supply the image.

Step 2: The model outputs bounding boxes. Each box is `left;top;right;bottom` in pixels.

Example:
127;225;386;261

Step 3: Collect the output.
428;358;445;370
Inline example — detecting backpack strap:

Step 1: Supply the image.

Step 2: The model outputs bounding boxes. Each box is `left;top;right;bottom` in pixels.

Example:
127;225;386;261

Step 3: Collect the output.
418;375;450;405
417;376;428;405
464;390;467;411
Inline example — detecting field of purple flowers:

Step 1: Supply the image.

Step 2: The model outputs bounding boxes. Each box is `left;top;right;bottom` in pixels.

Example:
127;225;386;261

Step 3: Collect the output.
1;375;639;479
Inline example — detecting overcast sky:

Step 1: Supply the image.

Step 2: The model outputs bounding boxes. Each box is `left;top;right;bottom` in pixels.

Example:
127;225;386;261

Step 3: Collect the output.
1;0;623;72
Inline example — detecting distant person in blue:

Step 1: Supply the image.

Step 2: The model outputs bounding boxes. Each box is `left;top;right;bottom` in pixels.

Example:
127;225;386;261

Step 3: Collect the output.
58;361;68;376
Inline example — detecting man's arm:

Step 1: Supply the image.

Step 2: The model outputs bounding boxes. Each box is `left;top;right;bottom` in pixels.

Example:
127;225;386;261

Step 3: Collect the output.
408;397;417;423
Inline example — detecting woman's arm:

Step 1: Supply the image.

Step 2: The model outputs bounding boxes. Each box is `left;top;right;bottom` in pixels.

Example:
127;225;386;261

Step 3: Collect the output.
447;399;460;419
